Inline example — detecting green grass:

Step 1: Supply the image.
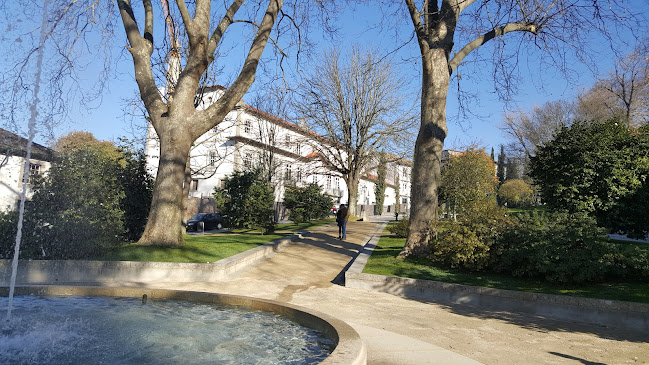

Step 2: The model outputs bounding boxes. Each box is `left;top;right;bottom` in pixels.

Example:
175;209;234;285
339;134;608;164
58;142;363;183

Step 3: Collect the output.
363;233;649;303
95;233;288;263
94;218;336;263
507;205;547;216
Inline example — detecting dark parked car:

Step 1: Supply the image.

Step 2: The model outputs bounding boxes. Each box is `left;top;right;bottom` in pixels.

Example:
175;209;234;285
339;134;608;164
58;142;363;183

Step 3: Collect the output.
186;213;226;232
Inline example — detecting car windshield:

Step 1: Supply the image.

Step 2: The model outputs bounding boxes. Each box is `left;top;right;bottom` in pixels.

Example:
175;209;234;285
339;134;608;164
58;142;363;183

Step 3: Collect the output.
189;214;205;220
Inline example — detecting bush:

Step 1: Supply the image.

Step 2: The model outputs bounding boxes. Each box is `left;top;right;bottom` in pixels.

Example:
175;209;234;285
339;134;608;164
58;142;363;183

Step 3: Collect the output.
214;170;275;233
606;246;649;282
0;212;18;258
497;179;535;207
387;219;409;238
494;211;615;283
530;120;649;237
429;199;513;271
283;184;332;223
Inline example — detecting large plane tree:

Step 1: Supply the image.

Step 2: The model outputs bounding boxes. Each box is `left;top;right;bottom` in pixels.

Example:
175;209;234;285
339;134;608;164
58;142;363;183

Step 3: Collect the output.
117;0;329;246
398;0;648;257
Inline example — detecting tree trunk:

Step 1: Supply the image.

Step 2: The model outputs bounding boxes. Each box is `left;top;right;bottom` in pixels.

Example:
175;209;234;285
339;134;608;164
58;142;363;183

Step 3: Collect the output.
138;129;193;246
346;175;359;217
398;48;449;258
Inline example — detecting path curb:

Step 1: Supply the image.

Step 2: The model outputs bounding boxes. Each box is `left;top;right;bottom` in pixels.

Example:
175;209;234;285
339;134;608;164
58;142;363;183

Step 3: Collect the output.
345;228;649;333
0;234;300;285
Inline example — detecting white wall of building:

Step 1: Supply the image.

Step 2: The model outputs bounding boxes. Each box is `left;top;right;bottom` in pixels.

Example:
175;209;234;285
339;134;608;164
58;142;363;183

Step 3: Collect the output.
144;89;412;215
0;156;51;212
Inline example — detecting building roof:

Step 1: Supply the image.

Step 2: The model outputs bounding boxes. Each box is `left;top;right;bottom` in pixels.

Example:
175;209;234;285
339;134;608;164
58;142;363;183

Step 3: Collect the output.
0;128;54;161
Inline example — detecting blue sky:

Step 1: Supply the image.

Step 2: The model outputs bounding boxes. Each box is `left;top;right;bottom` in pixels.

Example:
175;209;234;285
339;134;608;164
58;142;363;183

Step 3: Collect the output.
4;1;646;156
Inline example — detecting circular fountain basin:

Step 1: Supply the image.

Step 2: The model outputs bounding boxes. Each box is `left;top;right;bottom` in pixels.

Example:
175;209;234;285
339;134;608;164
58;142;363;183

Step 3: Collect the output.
1;286;366;365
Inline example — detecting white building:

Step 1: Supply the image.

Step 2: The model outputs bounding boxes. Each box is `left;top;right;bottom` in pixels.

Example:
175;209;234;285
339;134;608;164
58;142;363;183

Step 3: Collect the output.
0;129;53;212
145;86;412;218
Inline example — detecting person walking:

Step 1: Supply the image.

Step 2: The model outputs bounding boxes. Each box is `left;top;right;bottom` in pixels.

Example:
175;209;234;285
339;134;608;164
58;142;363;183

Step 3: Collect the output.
336;203;349;240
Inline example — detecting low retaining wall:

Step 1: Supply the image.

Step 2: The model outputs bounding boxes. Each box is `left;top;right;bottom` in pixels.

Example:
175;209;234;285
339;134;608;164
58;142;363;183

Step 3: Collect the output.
345;229;649;333
0;234;299;285
1;285;366;365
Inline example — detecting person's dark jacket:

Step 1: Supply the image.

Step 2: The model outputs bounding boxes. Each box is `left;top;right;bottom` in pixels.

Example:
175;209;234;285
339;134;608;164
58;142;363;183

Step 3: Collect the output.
336;206;348;225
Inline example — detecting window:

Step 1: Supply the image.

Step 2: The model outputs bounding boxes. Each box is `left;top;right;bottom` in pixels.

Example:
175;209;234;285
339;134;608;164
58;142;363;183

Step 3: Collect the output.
296;168;302;182
243;153;252;168
190;179;199;191
326;175;332;189
244;120;252;134
312;175;317;184
28;163;41;184
402;197;408;204
209;151;217;167
295;144;301;155
285;164;292;180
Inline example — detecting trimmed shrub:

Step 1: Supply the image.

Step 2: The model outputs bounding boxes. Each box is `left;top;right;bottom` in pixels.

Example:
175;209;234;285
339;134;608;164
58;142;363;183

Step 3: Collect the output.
494;211;615;283
214;170;275;233
497;179;535;207
283;184;332;223
387;219;409;238
430;199;513;271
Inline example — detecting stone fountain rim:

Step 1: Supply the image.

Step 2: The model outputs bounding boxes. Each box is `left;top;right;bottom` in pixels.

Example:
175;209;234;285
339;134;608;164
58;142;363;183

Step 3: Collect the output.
1;285;366;365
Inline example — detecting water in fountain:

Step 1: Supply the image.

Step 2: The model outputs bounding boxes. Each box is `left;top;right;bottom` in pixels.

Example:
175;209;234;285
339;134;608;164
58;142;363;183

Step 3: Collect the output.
1;295;334;364
6;0;50;320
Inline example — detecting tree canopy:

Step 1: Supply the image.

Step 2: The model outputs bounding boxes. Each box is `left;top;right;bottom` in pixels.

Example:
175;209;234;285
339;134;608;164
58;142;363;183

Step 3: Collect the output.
530;120;649;237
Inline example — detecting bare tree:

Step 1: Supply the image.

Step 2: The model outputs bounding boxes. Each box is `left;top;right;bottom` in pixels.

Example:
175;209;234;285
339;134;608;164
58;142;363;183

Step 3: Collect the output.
294;47;417;217
501;100;574;158
0;1;116;142
576;41;649;127
399;0;647;257
117;0;333;246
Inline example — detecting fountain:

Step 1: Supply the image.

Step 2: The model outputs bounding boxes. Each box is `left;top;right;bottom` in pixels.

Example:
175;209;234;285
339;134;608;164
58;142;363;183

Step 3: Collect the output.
3;2;365;362
1;286;366;364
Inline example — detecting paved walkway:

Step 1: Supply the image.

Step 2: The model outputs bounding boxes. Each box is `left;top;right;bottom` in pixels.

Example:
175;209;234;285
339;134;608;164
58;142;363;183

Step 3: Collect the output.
137;221;648;364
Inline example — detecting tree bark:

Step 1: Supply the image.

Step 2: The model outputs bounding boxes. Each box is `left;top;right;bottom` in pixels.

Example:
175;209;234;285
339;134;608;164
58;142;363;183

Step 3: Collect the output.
346;175;359;217
398;48;449;258
118;0;283;246
138;129;194;245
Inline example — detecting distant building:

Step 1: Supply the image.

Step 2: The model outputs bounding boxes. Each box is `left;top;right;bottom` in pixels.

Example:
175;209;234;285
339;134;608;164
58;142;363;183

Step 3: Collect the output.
145;86;413;218
0;129;53;212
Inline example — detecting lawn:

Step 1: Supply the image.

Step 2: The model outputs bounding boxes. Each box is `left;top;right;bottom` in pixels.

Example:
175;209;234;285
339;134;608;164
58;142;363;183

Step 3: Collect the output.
95;218;335;263
363;233;649;304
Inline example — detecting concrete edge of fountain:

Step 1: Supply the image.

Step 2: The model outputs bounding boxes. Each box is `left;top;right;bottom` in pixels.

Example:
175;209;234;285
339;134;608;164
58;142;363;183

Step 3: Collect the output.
1;285;367;365
0;233;301;284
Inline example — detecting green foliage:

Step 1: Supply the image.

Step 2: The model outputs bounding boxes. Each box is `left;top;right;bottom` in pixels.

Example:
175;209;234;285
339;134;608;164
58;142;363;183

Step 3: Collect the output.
0;134;154;259
26;143;125;258
0;212;18;258
530;120;649;237
440;148;498;218
496;145;506;183
214;170;275;233
283;183;333;223
387;219;409;238
498;179;535;208
430;199;513;271
494;211;616;283
117;140;154;241
364;233;649;303
374;152;387;214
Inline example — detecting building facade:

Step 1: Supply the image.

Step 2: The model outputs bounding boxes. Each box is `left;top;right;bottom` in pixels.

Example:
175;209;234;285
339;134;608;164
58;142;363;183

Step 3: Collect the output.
145;87;413;219
0;129;53;212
